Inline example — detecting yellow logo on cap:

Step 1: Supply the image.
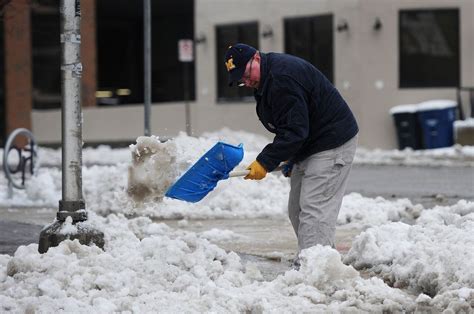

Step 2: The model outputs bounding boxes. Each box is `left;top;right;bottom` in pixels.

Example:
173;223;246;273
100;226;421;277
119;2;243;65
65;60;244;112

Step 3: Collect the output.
225;58;236;72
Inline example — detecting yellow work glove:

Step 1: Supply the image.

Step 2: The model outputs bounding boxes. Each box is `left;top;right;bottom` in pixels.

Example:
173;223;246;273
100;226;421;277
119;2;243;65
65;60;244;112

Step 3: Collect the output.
244;160;267;180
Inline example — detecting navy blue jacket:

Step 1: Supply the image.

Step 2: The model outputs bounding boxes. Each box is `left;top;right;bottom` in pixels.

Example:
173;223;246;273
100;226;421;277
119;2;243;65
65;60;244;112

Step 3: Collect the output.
255;52;358;171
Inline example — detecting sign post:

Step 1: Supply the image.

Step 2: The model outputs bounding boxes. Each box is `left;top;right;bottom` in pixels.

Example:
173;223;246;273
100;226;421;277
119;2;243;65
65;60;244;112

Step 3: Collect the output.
144;0;151;136
178;39;193;136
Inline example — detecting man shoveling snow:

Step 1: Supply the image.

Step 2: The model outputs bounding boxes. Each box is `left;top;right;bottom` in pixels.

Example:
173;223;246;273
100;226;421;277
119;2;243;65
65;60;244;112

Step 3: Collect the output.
224;43;359;265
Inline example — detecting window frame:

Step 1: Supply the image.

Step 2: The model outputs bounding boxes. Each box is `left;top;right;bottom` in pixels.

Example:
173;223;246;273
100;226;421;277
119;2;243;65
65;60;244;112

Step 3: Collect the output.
398;8;460;88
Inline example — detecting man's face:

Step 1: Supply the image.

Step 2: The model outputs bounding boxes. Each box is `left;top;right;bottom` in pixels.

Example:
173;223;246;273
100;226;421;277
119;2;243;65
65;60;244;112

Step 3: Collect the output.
238;54;260;89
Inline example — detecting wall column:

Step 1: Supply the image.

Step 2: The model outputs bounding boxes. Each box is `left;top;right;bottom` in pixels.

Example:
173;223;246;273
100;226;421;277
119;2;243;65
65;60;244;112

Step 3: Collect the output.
4;0;32;135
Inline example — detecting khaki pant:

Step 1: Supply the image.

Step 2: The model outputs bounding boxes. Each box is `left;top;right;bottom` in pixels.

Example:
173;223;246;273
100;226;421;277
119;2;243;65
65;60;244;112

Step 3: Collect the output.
288;135;358;251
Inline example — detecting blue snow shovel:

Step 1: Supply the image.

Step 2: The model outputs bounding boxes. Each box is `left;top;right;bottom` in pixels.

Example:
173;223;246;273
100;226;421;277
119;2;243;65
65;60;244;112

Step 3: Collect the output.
165;142;249;203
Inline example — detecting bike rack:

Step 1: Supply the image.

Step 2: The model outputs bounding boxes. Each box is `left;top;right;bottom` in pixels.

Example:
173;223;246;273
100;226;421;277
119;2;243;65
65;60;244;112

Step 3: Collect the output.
2;128;39;197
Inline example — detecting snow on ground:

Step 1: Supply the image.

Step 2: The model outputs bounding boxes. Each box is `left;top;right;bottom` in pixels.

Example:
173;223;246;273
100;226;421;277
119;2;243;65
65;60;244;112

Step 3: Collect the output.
0;129;430;223
0;129;472;311
1;213;419;312
0;160;423;226
344;200;474;312
199;228;245;242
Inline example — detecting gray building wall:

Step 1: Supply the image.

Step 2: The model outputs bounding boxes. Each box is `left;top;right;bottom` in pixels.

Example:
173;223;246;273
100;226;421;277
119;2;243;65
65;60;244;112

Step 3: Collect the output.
32;0;473;148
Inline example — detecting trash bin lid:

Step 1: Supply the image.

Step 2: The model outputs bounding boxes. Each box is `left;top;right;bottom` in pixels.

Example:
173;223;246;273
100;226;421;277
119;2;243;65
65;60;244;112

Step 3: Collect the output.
417;100;457;112
389;104;418;115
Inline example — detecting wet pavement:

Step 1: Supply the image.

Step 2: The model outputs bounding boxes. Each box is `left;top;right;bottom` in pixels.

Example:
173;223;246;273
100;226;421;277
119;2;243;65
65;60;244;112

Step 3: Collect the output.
0;220;43;255
165;218;362;280
347;164;474;207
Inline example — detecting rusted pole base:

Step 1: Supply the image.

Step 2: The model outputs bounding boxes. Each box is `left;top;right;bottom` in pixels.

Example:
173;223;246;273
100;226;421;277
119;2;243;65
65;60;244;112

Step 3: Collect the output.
38;219;105;254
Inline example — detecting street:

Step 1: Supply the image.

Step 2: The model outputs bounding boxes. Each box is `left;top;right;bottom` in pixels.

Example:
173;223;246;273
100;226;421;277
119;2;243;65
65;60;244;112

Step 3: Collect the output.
347;164;474;207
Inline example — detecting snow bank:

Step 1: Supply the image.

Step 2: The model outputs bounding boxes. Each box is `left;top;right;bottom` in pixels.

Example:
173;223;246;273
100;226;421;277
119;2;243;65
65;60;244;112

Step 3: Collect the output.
1;164;426;226
355;145;474;167
1;128;473;171
344;200;474;312
0;213;417;312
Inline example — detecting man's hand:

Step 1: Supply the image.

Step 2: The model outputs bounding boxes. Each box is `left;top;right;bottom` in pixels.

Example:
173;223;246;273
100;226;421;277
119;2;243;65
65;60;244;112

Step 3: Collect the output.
244;160;267;180
282;161;294;177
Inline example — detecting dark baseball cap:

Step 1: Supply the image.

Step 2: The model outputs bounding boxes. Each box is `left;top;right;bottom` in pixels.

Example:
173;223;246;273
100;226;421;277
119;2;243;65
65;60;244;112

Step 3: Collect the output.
224;43;257;86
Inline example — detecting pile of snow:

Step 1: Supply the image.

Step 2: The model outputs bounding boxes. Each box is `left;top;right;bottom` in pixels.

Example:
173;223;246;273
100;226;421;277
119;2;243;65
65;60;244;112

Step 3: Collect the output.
0;213;419;312
344;200;474;311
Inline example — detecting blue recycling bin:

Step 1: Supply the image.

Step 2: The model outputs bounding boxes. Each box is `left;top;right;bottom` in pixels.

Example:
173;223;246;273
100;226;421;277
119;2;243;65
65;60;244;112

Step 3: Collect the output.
389;104;422;150
417;101;457;149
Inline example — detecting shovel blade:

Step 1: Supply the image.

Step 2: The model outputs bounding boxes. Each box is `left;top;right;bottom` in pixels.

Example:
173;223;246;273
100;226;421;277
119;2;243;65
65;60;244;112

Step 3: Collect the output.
165;142;244;202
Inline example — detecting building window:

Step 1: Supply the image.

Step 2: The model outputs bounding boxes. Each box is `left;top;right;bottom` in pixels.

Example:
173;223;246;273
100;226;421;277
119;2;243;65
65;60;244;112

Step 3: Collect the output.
284;14;334;83
399;9;460;88
216;22;259;102
31;0;61;109
97;0;195;105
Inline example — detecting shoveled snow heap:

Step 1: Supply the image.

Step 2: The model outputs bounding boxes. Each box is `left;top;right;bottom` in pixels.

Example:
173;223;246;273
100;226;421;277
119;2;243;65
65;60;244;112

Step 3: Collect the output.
126;130;266;203
344;200;474;312
1;213;418;312
127;136;180;203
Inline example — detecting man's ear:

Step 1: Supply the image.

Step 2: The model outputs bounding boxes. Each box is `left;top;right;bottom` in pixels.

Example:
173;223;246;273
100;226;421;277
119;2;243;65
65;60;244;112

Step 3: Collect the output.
254;51;261;62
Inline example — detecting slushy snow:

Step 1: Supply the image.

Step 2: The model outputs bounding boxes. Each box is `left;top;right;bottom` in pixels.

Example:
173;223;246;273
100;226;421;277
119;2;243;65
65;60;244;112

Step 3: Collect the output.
0;129;473;312
344;200;474;312
1;213;417;313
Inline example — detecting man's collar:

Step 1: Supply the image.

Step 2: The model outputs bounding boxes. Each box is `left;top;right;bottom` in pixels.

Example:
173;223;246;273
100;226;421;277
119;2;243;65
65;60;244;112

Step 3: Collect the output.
255;52;268;96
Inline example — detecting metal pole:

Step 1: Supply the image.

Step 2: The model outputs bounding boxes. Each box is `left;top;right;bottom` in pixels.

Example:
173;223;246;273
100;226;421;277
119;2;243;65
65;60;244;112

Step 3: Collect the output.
58;0;86;222
144;0;151;136
39;0;104;253
184;62;191;136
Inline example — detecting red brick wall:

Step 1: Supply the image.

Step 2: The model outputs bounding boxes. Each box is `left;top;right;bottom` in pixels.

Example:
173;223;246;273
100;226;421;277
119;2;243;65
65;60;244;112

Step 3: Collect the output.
4;0;32;137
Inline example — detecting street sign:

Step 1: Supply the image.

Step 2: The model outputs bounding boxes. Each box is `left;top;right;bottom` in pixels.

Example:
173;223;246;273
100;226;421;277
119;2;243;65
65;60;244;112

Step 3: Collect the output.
178;39;194;62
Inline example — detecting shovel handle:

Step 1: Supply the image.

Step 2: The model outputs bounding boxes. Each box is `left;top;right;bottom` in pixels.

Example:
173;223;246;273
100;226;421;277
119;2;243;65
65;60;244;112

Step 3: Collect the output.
229;170;250;177
229;165;284;178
